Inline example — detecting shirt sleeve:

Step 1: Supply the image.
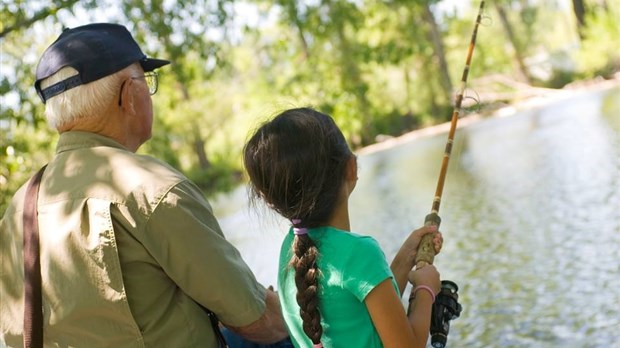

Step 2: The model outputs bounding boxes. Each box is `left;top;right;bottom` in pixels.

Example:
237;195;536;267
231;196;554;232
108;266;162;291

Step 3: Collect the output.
342;236;396;302
141;179;266;327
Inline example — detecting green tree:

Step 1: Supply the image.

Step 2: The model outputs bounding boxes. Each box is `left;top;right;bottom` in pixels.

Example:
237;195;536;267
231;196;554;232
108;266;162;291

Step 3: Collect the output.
572;0;587;39
0;0;86;38
2;0;619;216
494;1;533;83
1;0;240;213
422;0;453;104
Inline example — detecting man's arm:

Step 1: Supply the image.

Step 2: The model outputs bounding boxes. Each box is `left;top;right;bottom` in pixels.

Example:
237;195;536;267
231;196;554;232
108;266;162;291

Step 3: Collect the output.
224;288;289;344
144;181;288;342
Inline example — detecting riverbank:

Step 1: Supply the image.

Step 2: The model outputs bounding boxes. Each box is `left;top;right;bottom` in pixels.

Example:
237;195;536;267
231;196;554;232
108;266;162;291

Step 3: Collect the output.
358;72;620;156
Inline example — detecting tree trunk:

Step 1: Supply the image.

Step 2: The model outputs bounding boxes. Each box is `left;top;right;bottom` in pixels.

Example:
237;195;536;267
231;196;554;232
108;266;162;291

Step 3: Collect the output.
422;4;453;104
404;66;413;115
283;1;310;60
421;58;442;121
495;3;532;84
158;33;208;169
192;126;211;170
329;3;374;146
572;0;587;39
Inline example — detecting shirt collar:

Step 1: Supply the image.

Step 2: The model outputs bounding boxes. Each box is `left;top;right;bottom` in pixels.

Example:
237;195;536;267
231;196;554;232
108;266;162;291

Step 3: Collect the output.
56;131;128;154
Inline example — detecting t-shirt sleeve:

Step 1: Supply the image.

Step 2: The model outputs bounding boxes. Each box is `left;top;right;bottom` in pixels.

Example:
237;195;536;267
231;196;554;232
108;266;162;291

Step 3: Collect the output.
342;236;395;302
142;180;266;327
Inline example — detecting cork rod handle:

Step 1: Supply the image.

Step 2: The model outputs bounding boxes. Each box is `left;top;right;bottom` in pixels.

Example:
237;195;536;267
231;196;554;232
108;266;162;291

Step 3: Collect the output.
415;213;441;268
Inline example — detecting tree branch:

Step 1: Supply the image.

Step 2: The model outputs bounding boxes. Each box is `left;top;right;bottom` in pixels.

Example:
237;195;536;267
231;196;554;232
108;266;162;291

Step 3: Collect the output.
0;0;80;39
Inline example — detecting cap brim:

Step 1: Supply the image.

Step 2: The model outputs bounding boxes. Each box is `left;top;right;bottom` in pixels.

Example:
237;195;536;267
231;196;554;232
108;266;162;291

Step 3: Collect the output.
140;58;170;72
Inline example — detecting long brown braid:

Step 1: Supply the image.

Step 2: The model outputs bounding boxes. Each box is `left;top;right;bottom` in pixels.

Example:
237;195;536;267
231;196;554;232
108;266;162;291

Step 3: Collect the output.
243;108;353;345
291;232;322;343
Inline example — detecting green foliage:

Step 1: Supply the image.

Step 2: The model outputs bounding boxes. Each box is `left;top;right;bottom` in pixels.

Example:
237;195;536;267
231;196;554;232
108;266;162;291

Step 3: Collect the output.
1;0;619;215
576;3;620;78
546;68;578;89
186;154;243;197
1;14;60;214
0;124;56;214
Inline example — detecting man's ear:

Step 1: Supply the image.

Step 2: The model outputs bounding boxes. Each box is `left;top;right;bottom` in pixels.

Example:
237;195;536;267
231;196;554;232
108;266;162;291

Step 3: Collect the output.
119;78;135;114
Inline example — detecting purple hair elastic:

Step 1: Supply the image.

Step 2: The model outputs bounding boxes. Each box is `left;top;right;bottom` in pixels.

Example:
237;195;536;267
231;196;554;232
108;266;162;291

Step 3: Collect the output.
291;219;308;235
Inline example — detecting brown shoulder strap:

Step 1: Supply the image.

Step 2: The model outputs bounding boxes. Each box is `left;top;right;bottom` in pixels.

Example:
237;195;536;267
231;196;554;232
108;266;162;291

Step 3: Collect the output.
23;165;47;348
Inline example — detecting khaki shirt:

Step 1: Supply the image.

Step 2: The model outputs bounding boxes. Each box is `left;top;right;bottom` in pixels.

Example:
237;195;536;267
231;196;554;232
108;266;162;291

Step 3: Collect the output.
1;131;266;347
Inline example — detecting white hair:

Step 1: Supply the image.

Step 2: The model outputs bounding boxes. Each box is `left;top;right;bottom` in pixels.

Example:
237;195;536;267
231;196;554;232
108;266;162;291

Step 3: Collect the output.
40;64;140;129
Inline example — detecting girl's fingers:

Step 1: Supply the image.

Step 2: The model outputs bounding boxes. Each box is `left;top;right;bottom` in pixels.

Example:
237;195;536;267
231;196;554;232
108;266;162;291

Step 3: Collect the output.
433;232;443;253
416;225;437;239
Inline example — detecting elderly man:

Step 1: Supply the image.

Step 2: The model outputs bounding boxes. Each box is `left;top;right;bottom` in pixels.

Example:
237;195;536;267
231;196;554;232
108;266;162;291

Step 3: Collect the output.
0;23;288;347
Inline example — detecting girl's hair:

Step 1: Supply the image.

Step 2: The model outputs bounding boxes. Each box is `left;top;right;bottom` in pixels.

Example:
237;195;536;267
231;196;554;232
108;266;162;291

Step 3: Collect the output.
40;64;138;129
243;107;353;344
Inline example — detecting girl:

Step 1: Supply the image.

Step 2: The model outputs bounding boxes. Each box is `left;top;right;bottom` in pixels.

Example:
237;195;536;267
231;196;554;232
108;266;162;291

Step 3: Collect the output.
243;108;442;348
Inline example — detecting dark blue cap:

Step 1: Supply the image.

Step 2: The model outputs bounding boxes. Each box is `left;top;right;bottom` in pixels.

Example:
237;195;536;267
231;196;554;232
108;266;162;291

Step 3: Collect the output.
34;23;170;103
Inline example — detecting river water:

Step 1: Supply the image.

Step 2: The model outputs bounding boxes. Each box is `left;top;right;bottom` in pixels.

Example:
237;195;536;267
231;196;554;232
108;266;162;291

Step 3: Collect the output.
213;86;620;348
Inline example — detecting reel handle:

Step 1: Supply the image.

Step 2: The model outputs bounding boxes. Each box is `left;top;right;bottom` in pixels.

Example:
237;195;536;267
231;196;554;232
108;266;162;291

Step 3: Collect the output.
415;212;441;268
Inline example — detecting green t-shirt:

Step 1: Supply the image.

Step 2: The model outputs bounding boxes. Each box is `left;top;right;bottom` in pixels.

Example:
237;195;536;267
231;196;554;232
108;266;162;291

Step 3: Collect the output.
278;226;399;348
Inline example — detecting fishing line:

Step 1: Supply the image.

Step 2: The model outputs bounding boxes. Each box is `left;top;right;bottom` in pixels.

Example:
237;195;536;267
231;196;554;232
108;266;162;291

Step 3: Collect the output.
409;3;488;346
415;2;486;266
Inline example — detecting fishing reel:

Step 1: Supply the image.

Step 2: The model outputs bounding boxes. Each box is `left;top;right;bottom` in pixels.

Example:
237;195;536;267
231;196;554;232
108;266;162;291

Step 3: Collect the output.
430;280;462;348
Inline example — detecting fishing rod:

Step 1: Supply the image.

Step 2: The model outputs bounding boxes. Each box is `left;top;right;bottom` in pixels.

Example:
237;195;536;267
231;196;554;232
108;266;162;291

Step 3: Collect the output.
412;2;485;348
416;0;485;267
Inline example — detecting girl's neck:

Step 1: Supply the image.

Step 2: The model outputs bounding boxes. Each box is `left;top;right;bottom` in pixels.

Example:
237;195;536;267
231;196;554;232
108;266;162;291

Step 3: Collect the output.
327;186;351;231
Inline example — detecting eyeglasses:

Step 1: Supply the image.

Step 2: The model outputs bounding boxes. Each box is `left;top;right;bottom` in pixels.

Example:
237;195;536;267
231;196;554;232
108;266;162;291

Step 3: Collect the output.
118;71;159;106
134;71;158;95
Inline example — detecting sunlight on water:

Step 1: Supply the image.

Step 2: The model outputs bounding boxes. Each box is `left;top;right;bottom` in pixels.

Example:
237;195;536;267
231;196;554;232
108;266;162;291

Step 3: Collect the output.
213;87;620;347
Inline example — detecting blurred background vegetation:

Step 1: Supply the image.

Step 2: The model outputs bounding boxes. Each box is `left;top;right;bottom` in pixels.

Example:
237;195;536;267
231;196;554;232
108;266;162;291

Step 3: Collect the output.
1;0;619;215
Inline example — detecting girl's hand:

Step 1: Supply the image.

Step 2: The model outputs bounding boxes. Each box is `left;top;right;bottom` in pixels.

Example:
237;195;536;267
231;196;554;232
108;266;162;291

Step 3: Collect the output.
408;264;441;295
391;225;444;295
401;225;443;262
